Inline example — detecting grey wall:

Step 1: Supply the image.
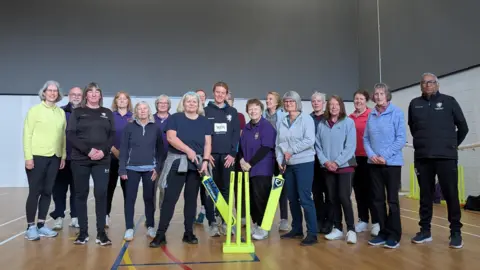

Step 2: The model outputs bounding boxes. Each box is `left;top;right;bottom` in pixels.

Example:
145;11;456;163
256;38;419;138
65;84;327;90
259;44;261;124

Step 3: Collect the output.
0;0;359;99
359;0;480;91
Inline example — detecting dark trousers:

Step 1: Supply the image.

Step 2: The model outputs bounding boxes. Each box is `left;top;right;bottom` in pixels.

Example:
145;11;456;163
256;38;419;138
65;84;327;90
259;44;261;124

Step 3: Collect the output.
50;160;77;219
125;170;155;229
353;156;377;223
312;157;330;227
285;161;317;235
274;161;288;220
157;170;200;234
72;161;110;234
415;158;462;233
370;165;402;241
107;156;127;216
325;171;355;232
250;175;272;225
211;153;234;222
25;155;60;224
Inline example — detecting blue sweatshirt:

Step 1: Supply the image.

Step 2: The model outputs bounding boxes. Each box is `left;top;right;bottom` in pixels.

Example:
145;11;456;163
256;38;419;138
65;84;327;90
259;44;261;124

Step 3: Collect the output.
276;112;316;165
204;101;241;156
363;103;406;166
118;119;164;175
315;117;357;168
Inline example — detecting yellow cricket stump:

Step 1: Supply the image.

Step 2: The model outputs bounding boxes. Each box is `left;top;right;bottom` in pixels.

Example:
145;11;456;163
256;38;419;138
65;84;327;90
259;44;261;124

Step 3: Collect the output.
408;164;466;205
223;171;255;254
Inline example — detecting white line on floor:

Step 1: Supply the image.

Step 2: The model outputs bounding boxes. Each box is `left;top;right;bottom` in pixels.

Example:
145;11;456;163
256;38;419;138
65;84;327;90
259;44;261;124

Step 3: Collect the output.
401;215;480;238
400;207;480;229
0;197;93;246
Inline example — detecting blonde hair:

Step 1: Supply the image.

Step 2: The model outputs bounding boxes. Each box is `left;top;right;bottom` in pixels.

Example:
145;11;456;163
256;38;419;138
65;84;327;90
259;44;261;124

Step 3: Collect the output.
133;101;154;122
111;91;133;112
177;92;204;115
267;91;282;110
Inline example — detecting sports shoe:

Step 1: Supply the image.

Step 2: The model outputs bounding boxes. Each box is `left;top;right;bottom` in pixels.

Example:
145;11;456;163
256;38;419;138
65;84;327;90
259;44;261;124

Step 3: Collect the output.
53;217;63;231
209;223;221;237
25;225;40;241
371;223;380;236
300;234;318;246
449;232;463;249
149;233;166;248
279;219;290;231
124;229;134;241
38;226;58;238
182;232;199;244
411;230;432;244
194;213;205;224
280;230;304;239
96;231;112;246
346;230;357;244
384;239;400;249
355;221;368;233
74;232;89;245
69;217;80;228
252;227;269;240
147;227;156;238
368;235;386;246
325;228;343;241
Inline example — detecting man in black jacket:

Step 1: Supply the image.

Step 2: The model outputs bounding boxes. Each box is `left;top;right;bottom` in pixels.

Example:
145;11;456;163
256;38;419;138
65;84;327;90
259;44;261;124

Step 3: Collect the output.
204;82;241;234
408;72;469;249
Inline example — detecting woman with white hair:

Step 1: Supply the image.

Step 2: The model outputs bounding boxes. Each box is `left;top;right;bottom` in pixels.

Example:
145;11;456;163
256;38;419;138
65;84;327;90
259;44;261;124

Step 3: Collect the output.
150;92;212;247
119;101;164;242
23;80;66;241
276;91;318;246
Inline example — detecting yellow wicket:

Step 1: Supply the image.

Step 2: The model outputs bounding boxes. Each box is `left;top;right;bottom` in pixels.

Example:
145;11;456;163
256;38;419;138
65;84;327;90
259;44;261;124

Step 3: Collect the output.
408;164;466;205
222;171;255;254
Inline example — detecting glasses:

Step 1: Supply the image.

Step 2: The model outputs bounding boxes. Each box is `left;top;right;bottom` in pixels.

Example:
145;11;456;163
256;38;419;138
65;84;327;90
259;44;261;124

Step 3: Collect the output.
421;80;437;86
284;100;296;104
69;94;82;97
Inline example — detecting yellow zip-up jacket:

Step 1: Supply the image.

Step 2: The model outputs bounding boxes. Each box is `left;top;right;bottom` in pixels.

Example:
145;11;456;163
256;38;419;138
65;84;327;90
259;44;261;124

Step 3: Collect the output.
23;101;67;160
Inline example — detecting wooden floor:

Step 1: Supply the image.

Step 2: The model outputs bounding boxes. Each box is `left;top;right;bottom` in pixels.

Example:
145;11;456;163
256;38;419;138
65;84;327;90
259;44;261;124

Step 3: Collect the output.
0;188;479;270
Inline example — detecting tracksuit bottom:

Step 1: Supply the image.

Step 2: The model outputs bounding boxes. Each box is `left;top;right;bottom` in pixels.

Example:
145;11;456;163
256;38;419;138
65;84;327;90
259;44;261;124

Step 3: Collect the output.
324;171;354;232
124;170;155;229
50;160;77;219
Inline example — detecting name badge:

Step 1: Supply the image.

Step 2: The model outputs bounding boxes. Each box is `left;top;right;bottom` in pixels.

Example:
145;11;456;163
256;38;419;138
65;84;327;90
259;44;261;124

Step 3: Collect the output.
214;123;227;133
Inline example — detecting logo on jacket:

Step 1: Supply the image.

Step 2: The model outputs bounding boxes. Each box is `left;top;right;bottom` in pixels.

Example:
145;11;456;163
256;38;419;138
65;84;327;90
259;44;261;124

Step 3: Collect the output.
226;114;232;122
254;132;259;140
435;102;443;110
101;112;108;119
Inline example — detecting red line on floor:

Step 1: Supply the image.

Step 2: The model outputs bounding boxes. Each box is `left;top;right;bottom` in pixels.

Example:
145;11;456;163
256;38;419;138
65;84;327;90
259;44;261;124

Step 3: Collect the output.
161;246;192;270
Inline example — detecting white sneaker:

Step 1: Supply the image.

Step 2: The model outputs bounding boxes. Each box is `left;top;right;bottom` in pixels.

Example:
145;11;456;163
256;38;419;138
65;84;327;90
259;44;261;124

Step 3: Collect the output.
53;217;63;230
69;217;80;228
251;224;259;235
325;228;344;240
105;215;110;228
355;221;368;233
209;223;221;237
252;228;269;240
371;223;380;236
124;229;134;241
279;219;290;231
221;223;236;235
346;230;357;244
147;227;156;238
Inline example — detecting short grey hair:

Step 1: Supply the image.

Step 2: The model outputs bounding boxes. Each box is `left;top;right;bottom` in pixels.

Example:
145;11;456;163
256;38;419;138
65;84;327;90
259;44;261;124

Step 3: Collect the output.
422;72;439;82
155;94;171;111
282;91;303;112
38;80;63;103
133;101;155;123
373;83;392;102
177;91;205;115
311;91;326;102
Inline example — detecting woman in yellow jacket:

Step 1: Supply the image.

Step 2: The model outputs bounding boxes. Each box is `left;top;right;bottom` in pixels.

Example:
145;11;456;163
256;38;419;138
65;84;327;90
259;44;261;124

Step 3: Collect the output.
23;80;67;241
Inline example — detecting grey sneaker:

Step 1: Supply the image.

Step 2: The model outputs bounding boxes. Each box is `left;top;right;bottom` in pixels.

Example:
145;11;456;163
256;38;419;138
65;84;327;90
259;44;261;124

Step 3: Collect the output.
279;219;290;231
38;226;58;238
25;225;40;241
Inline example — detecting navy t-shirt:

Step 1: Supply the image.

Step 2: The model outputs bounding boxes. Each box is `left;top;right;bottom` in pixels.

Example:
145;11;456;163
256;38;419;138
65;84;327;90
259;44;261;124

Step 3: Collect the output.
165;112;212;170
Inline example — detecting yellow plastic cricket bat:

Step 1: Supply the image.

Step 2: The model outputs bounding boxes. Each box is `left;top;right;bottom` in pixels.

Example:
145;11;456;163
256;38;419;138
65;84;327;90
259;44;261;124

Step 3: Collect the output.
202;175;236;226
260;173;285;231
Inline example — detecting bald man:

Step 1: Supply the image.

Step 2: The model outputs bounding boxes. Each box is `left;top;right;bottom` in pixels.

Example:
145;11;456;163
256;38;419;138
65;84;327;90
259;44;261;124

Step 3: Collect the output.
50;87;83;230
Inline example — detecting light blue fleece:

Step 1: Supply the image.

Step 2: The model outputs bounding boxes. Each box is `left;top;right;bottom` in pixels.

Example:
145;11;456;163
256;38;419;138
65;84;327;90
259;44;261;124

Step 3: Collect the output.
276;112;316;165
315;117;357;168
363;103;406;166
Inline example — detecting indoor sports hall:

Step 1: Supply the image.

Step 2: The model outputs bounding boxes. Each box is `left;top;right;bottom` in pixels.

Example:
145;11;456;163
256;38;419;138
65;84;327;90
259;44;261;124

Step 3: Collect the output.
1;1;480;269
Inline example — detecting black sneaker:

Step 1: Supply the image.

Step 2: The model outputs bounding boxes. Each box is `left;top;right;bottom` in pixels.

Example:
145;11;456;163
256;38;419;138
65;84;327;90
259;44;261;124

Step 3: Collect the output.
300;234;318;246
74;232;89;245
449;232;463;249
182;232;199;244
280;230;304;239
95;231;112;246
150;233;167;248
411;230;432;244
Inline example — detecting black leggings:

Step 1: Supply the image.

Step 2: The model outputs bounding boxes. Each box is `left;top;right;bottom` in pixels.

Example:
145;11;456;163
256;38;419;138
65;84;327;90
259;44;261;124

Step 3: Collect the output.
324;171;355;232
250;176;272;225
353;156;377;223
157;170;201;234
25;155;60;224
72;161;110;234
106;156;126;216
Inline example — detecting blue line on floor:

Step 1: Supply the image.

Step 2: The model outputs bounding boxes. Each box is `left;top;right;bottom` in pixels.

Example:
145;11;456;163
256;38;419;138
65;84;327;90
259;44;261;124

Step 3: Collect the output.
111;215;146;270
119;252;260;267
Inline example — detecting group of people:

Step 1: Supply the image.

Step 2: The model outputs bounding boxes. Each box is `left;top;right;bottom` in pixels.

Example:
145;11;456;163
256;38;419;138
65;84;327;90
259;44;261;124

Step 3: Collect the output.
22;72;468;250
